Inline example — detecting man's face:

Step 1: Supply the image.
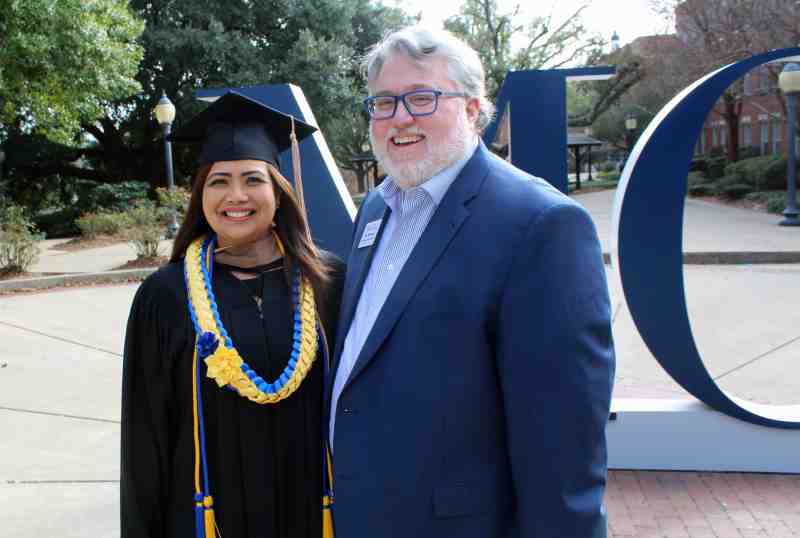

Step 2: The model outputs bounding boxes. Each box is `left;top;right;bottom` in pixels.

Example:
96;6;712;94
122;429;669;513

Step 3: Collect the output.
368;54;480;189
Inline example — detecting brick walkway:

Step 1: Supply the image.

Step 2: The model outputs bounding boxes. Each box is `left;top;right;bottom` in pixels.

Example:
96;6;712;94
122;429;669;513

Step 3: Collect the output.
608;471;800;537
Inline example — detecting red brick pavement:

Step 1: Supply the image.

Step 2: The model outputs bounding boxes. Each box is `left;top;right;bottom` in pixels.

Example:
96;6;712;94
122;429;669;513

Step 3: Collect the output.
607;471;800;537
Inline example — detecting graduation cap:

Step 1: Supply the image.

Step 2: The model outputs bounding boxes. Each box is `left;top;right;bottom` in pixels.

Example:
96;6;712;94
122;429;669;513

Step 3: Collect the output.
170;90;316;168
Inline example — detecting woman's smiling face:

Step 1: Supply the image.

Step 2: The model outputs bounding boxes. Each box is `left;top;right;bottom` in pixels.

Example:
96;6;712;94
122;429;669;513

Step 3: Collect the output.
202;159;277;248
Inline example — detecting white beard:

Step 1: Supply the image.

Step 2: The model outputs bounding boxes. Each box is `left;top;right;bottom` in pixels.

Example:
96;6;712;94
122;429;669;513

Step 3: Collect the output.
371;109;474;190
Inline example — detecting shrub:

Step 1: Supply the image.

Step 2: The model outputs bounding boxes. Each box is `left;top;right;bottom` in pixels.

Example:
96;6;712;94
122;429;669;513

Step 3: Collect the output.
597;171;621;182
708;146;727;158
706;155;728;180
713;175;743;187
688;184;715;197
156;186;190;217
766;196;786;214
720;183;752;199
94;181;150;211
737;146;761;160
763;157;800;191
76;211;129;238
32;206;80;238
0;205;44;273
123;201;167;258
687;171;712;187
725;155;798;192
689;158;707;173
74;180;150;214
596;161;618;173
744;191;787;213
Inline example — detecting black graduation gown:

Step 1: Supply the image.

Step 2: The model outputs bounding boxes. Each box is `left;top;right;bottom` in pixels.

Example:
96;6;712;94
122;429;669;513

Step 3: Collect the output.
121;257;343;538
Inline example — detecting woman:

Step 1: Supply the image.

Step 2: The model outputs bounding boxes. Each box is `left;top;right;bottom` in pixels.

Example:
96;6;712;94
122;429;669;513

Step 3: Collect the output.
121;91;342;538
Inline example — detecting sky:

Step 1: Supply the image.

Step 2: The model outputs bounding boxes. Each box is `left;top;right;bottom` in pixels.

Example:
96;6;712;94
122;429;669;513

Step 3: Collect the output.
393;0;673;54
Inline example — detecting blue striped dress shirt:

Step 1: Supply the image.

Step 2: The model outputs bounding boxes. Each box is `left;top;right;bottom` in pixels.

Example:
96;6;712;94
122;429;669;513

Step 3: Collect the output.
330;138;478;447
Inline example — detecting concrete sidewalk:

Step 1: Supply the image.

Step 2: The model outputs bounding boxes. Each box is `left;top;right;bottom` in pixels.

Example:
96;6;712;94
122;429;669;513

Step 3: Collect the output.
575;190;800;261
31;239;143;274
31;237;173;274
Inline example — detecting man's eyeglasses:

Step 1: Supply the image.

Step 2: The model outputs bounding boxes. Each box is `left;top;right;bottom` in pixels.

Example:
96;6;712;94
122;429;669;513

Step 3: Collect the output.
363;89;468;120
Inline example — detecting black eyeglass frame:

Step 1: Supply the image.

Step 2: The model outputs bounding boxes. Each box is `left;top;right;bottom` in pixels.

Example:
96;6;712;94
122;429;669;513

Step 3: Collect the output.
363;89;469;120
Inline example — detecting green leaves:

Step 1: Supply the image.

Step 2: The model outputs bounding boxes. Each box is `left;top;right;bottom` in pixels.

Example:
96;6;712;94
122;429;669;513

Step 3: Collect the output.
0;0;144;144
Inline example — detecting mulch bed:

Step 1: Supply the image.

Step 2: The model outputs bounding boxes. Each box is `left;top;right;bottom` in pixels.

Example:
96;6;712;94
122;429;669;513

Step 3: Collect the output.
573;185;618;194
0;269;34;281
691;194;770;212
0;277;147;297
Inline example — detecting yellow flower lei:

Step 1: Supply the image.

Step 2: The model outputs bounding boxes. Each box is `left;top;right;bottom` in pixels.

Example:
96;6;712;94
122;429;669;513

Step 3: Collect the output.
184;234;319;404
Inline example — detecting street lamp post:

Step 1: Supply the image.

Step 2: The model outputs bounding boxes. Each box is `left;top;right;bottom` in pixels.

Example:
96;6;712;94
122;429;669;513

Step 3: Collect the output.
778;63;800;227
625;113;638;167
153;91;179;238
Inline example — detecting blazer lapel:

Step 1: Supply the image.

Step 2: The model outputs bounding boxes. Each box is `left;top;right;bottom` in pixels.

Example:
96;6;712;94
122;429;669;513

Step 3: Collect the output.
343;143;491;390
328;194;390;399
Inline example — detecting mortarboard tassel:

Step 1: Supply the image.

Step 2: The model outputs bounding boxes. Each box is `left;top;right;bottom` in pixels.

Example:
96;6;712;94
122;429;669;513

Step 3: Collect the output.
204;496;217;538
323;494;334;538
323;445;335;538
290;117;306;215
320;323;335;538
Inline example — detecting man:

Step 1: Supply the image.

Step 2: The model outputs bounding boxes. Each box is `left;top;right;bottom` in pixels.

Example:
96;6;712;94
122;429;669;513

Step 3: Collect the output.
328;26;614;538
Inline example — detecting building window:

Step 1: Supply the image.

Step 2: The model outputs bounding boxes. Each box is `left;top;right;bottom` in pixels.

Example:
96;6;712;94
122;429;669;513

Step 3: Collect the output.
696;129;706;155
759;70;770;94
712;127;718;146
761;122;770;155
743;73;753;96
720;125;727;149
741;123;752;148
773;120;782;155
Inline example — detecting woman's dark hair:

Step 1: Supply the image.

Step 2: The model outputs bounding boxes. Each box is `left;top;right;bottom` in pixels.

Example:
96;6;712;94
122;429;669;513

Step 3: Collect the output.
170;163;333;312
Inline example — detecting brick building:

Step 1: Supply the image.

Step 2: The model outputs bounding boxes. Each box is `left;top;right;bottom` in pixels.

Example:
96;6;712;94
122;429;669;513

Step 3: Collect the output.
674;0;798;159
695;68;791;159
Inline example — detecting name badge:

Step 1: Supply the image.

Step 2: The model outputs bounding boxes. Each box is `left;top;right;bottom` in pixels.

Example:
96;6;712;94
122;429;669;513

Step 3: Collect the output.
358;219;382;249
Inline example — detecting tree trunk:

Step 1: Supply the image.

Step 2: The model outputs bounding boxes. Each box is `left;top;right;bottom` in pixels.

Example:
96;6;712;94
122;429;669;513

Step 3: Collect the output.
721;94;740;162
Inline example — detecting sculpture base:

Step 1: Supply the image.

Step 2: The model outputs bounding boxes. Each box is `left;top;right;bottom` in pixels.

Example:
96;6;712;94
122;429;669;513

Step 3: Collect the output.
607;399;800;473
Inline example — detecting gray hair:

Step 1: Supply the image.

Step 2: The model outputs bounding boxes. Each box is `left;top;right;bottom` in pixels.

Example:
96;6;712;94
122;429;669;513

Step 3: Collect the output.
363;26;495;131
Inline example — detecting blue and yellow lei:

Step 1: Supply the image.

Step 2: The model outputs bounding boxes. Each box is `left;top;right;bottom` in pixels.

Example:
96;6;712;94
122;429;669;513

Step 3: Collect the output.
185;234;319;403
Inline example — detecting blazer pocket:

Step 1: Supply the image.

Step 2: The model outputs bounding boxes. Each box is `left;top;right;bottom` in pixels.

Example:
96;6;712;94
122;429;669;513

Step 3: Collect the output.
433;482;502;519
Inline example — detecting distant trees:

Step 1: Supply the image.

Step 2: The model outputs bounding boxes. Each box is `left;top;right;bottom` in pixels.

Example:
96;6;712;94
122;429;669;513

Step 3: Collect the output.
443;0;604;99
588;35;685;149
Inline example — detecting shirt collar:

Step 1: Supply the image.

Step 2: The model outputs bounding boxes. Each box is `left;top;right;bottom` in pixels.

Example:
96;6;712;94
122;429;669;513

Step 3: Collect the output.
377;135;479;208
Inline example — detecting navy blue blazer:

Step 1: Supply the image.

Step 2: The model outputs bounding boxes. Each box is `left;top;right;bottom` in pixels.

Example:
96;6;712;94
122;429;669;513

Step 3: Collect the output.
329;142;615;538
